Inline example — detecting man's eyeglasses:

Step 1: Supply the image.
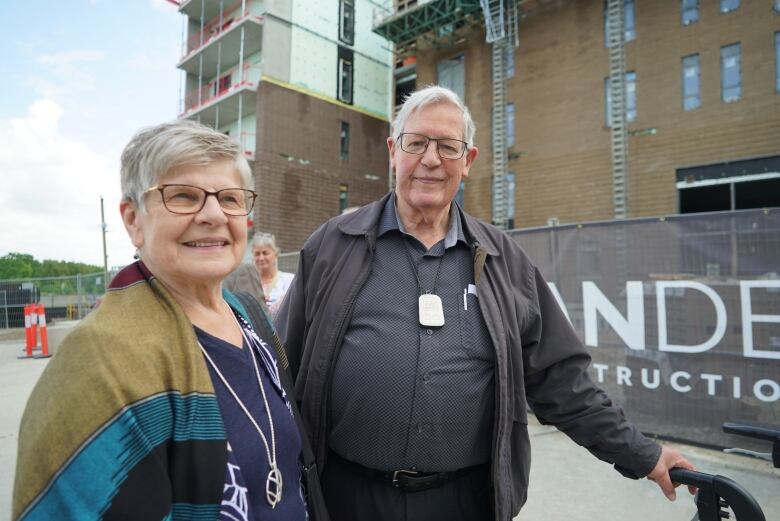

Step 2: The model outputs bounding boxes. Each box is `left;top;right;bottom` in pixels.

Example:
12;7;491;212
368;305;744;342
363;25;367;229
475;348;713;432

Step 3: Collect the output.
144;184;258;216
397;133;468;160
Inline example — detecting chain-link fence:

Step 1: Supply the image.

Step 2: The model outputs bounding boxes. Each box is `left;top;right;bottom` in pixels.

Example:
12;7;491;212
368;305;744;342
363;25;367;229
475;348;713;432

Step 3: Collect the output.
0;272;113;329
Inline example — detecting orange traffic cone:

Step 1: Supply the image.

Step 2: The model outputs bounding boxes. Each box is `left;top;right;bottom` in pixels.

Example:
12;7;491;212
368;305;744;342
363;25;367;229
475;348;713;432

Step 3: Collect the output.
34;304;51;359
22;304;34;358
20;303;51;359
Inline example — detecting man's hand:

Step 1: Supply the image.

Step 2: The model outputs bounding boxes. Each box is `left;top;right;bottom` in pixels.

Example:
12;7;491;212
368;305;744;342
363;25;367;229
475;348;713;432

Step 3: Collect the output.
646;445;697;501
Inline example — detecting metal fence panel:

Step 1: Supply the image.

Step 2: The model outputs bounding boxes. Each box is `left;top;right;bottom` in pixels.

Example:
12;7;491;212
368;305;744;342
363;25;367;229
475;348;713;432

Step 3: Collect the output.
0;272;110;327
510;208;779;449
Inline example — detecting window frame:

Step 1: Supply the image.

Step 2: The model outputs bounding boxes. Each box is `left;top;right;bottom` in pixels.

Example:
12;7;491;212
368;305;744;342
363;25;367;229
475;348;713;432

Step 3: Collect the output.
682;54;701;111
720;43;741;103
604;72;637;126
339;184;349;214
504;45;515;79
604;0;636;47
681;0;699;25
436;53;466;102
505;102;515;147
776;32;780;92
338;0;355;45
720;0;739;14
337;46;354;105
340;121;350;161
491;172;516;229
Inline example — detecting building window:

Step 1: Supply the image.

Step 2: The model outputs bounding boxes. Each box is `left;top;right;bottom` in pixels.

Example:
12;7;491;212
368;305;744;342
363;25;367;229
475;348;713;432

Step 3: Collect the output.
340;121;349;161
339;0;355;45
437;54;465;101
605;72;637;126
216;73;231;96
682;54;701;111
604;0;636;46
492;172;516;229
337;46;354;104
339;184;349;214
775;0;780;13
506;103;515;147
681;0;698;25
505;45;515;79
720;0;739;13
776;32;780;92
720;43;741;103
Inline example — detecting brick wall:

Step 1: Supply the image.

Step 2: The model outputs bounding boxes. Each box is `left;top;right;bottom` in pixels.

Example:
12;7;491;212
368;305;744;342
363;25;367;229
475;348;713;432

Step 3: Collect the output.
409;0;780;227
253;81;390;251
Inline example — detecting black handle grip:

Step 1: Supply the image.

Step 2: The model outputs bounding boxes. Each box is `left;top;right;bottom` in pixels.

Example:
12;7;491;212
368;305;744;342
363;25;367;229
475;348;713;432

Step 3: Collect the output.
722;422;780;468
669;468;766;521
723;422;780;442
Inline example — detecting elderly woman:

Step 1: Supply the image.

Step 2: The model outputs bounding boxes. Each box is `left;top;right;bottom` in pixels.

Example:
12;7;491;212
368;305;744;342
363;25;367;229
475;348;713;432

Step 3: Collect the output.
252;233;295;314
13;121;323;521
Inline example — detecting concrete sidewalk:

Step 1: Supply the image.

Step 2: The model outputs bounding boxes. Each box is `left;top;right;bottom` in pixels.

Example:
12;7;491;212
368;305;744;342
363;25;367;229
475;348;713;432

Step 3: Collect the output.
1;335;778;520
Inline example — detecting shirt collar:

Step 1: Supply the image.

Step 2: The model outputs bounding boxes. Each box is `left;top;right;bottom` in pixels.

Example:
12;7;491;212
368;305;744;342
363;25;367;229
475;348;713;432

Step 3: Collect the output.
378;194;466;249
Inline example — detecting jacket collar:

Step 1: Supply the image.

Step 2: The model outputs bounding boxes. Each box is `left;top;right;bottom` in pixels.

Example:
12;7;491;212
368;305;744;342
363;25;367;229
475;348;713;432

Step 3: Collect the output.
338;192;500;257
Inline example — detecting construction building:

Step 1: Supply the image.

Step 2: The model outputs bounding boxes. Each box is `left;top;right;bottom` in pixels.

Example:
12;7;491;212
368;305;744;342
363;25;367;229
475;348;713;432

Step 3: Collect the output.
374;0;780;229
176;0;394;250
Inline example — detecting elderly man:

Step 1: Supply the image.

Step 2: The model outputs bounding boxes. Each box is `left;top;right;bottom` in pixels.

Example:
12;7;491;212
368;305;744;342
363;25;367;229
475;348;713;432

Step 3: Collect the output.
275;86;693;521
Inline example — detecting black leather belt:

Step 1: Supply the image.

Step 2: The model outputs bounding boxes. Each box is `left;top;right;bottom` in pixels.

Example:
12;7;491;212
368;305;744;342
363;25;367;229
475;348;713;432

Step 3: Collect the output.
329;451;487;493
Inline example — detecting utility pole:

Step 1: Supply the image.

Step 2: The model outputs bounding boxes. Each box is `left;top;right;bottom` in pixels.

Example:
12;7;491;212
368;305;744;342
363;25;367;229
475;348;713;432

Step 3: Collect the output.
100;196;108;293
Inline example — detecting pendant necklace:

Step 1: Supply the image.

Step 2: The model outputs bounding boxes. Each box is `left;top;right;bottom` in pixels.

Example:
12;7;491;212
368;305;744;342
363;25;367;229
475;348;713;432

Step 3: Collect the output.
401;235;446;328
198;303;283;508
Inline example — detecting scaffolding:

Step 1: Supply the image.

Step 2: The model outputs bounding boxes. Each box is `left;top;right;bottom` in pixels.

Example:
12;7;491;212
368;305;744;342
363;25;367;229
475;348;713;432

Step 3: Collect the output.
481;0;518;229
374;0;520;229
372;0;483;57
177;0;261;156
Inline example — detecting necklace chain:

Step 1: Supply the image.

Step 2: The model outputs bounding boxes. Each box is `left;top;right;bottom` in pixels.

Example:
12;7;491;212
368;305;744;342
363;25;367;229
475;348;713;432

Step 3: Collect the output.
197;301;282;507
401;235;445;295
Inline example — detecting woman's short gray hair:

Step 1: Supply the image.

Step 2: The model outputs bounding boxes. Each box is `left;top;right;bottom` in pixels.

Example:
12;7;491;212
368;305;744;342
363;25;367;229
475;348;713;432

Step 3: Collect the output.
120;120;252;211
390;85;476;146
252;232;279;254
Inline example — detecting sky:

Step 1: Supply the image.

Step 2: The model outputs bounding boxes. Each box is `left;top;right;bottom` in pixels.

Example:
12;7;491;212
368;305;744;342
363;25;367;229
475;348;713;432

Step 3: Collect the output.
0;0;184;268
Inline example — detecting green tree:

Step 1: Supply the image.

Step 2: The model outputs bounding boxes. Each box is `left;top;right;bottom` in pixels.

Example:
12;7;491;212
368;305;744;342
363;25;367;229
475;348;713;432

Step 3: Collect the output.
0;253;36;279
0;253;102;280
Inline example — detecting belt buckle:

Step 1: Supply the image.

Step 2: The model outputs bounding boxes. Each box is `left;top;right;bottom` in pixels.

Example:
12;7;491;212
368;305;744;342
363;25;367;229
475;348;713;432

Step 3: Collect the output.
391;469;419;487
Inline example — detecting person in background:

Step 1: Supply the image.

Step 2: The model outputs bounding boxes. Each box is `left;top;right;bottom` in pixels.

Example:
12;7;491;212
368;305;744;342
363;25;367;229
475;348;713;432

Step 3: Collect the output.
224;234;268;311
252;233;295;314
275;85;695;521
13;120;318;521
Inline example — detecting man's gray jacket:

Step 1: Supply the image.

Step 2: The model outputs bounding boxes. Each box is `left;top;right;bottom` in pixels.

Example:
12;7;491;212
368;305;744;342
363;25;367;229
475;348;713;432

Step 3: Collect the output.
275;193;661;520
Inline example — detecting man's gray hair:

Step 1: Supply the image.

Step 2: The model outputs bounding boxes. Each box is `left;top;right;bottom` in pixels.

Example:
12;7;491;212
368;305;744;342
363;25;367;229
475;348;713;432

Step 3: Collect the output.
120;120;252;211
252;232;279;254
390;85;476;146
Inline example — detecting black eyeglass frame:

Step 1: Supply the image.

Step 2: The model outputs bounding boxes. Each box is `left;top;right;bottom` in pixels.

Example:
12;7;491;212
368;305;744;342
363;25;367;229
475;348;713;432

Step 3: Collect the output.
396;132;469;160
144;184;258;216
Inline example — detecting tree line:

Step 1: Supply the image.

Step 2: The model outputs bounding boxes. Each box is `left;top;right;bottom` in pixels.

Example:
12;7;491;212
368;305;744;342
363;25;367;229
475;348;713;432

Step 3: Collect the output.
0;253;103;280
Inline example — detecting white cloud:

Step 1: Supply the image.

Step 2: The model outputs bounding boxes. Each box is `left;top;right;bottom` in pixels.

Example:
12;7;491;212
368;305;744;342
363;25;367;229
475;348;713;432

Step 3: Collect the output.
0;100;136;267
29;50;107;99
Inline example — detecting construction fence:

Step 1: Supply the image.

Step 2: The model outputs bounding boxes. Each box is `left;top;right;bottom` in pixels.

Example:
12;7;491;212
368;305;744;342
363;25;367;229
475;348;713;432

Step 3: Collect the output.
278;207;780;449
3;209;777;449
0;272;111;328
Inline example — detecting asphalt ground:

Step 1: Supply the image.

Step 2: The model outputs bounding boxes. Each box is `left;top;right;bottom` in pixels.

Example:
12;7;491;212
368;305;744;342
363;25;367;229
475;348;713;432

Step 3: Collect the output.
1;332;778;520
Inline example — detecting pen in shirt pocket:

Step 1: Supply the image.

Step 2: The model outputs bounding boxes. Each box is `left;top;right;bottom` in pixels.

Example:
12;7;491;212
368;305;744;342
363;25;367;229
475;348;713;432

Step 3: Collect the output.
463;284;478;310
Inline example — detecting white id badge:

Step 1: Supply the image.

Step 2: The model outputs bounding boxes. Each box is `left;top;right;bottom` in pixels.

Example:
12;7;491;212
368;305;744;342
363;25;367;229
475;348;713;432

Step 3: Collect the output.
418;294;445;327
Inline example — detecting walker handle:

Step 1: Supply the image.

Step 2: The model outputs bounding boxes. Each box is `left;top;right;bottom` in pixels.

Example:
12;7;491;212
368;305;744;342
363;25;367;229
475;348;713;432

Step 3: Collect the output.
669;468;765;521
